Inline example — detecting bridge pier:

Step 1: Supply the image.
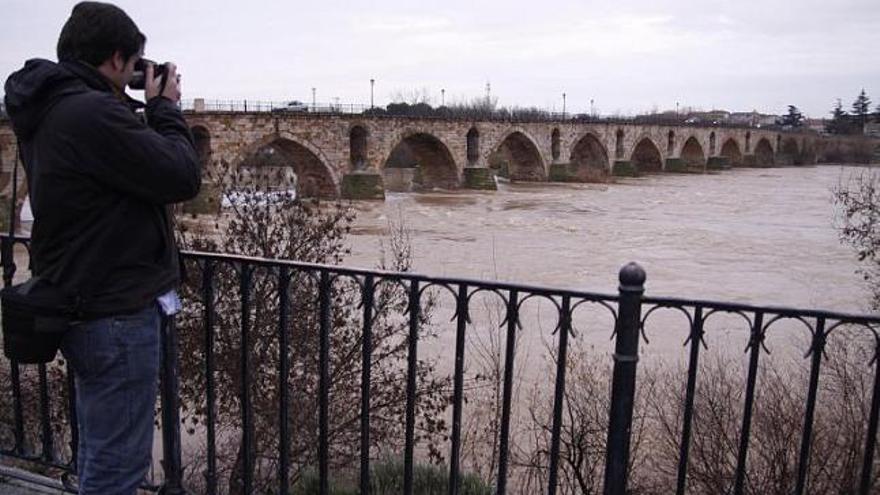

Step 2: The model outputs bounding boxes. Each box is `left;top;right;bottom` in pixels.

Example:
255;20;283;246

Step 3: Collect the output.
742;154;757;167
548;162;577;182
342;172;385;200
462;167;497;190
613;160;637;177
664;158;687;173
706;156;730;170
775;153;795;166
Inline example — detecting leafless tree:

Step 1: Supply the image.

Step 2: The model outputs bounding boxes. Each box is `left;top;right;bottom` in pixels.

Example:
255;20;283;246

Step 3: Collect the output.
173;162;451;493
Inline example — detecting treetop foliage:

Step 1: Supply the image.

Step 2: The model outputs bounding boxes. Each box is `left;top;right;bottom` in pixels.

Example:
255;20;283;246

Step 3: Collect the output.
778;105;805;128
826;89;878;135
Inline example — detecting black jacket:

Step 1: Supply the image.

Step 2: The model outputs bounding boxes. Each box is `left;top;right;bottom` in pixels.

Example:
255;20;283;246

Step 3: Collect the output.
3;59;200;316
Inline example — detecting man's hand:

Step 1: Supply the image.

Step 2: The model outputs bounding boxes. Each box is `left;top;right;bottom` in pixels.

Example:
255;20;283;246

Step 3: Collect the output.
144;62;181;103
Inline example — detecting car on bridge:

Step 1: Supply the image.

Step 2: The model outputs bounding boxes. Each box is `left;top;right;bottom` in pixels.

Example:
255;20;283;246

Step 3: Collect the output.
273;100;309;113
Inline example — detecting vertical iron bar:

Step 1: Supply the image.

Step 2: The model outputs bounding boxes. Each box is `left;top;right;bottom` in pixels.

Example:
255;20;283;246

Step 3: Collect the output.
404;280;421;495
9;139;20;236
547;295;573;495
448;284;469;495
278;266;291;495
795;317;826;495
675;306;704;495
603;262;646;495
240;264;254;495
66;363;78;471
732;311;765;495
9;359;24;456
203;261;217;495
360;275;375;495
7;146;23;456
1;237;16;285
159;315;186;494
318;271;331;495
1;236;25;456
496;290;519;495
38;363;54;462
859;338;880;495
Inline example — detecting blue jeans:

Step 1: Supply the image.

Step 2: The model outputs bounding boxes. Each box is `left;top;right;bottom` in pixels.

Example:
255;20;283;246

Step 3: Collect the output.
61;304;161;495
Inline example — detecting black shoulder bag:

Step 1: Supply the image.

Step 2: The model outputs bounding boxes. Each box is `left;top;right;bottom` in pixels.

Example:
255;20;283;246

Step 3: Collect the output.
1;276;78;363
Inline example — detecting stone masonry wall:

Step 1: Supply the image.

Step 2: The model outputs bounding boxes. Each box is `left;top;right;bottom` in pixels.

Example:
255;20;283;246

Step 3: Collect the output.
0;113;827;198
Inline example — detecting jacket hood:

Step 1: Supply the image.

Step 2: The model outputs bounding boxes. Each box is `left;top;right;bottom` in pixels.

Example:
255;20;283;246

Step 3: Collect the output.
3;59;90;139
2;59;150;140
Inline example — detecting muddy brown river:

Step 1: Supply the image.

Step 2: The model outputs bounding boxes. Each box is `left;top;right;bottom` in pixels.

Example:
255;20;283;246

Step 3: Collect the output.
345;165;871;315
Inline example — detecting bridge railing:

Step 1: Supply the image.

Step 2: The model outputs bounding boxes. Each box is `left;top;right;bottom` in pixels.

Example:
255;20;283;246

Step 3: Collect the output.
179;99;370;115
1;235;878;494
177;98;808;132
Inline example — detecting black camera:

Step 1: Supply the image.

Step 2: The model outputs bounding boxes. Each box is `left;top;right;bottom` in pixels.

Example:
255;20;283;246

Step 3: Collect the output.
129;58;167;90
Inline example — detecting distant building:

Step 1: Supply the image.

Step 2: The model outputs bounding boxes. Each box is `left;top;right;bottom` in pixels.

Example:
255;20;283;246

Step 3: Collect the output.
756;114;779;127
685;110;731;123
729;112;757;125
728;110;779;127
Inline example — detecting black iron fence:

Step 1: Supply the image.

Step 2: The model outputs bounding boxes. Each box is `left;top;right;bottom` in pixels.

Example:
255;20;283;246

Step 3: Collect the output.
1;234;879;494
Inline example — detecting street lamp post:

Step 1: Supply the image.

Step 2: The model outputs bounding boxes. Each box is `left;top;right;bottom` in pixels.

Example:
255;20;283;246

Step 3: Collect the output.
370;79;375;109
562;92;566;120
312;87;316;110
441;88;445;107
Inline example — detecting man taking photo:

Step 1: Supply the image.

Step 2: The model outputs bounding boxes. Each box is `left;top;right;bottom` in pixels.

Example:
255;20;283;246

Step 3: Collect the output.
3;2;200;493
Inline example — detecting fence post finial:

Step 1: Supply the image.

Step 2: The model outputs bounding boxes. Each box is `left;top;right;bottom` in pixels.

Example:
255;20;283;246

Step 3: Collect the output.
603;262;646;495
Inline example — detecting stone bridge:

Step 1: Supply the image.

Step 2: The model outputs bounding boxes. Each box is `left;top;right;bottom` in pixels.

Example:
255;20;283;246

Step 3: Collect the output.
0;112;844;203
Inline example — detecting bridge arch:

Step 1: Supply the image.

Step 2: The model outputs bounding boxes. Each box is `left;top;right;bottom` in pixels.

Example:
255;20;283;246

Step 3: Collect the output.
551;128;561;161
191;125;212;167
680;136;706;171
349;124;368;170
754;137;775;166
467;127;480;165
236;133;340;198
779;137;801;165
384;131;459;190
569;132;610;182
629;137;663;173
489;129;546;181
801;138;817;164
720;138;743;166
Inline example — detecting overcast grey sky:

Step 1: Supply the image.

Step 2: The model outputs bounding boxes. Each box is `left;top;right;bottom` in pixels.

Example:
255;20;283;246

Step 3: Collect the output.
2;0;878;117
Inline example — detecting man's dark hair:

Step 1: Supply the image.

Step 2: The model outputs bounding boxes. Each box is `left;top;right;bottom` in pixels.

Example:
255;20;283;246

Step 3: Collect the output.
56;2;146;66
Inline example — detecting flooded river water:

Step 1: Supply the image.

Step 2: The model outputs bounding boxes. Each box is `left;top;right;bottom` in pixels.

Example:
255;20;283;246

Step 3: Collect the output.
345;165;871;315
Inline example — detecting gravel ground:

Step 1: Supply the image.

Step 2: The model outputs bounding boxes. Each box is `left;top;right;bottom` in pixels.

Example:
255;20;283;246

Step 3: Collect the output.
0;478;62;495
